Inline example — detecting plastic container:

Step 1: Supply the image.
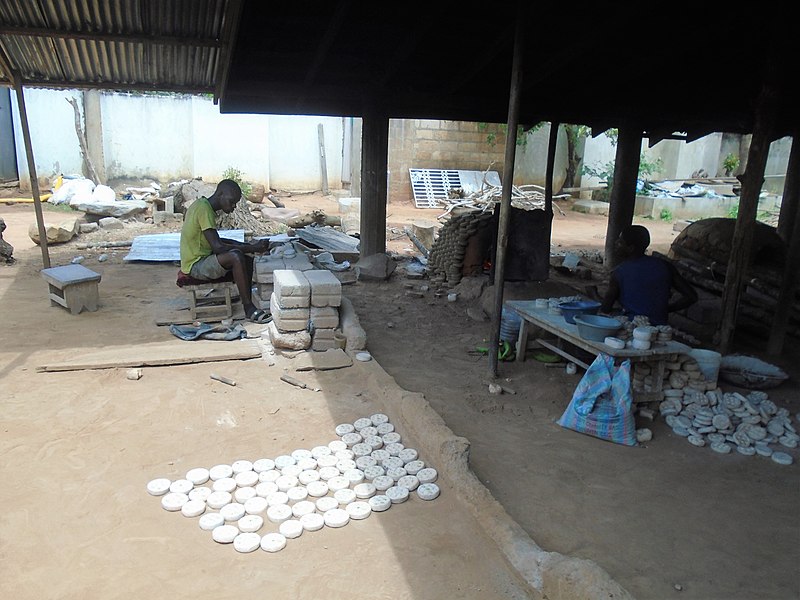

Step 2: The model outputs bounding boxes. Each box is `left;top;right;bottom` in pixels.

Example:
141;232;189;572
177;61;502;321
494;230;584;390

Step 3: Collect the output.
573;314;622;342
500;307;522;345
558;300;601;324
689;349;722;383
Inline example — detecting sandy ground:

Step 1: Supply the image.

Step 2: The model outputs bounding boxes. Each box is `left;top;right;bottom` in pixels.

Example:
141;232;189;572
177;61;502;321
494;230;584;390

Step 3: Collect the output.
1;193;798;600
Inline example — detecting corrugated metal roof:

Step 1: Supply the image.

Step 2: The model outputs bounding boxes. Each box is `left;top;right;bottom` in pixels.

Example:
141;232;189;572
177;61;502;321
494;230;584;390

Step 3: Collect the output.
0;0;236;95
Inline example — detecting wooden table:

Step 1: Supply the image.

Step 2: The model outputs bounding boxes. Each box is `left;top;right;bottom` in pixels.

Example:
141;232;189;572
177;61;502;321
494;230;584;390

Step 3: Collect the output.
507;300;692;403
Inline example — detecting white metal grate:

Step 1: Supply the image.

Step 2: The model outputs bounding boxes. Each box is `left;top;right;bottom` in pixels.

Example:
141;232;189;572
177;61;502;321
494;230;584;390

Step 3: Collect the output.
409;168;462;208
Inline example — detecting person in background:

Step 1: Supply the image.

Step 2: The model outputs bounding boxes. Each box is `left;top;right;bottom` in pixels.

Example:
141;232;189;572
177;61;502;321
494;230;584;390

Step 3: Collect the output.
600;224;697;326
179;179;271;323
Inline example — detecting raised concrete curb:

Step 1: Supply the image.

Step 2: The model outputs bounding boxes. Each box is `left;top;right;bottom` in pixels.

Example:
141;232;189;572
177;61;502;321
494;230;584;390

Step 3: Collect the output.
572;200;610;216
361;360;635;600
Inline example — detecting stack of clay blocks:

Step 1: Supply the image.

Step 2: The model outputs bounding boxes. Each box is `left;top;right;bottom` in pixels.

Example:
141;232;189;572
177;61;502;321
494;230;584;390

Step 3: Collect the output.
270;269;342;351
254;252;313;300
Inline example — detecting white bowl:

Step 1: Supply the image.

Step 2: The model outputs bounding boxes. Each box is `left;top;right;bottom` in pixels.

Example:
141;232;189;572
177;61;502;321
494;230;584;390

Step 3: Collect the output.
633;326;654;341
632;338;651;350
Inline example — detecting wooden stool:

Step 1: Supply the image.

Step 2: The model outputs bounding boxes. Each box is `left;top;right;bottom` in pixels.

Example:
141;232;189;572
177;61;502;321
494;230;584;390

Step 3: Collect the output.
41;264;102;314
182;281;237;321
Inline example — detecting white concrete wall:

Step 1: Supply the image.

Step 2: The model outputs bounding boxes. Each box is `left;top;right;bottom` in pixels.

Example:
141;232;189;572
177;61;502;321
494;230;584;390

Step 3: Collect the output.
513;123;568;190
268;115;344;191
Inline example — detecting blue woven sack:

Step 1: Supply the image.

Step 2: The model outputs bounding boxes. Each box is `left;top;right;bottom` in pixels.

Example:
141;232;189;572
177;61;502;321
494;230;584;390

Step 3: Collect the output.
556;353;636;446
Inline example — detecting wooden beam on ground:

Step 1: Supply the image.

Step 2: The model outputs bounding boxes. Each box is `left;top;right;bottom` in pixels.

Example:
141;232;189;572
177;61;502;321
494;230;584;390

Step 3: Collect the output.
768;135;800;355
489;5;524;378
717;77;779;354
359;111;388;257
604;125;642;267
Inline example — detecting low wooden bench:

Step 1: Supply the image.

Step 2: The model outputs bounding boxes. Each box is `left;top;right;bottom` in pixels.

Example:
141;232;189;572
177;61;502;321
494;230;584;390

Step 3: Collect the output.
41;264;102;314
176;271;237;321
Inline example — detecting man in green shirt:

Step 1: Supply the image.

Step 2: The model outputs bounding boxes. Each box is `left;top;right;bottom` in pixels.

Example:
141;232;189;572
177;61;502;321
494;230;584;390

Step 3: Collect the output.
180;179;270;322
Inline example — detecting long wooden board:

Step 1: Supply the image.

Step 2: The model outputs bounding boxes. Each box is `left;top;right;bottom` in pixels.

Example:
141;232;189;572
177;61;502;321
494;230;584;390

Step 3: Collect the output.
36;339;262;372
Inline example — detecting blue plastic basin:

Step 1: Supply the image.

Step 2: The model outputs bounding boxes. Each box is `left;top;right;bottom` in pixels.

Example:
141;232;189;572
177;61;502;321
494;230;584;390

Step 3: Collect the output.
558;300;601;324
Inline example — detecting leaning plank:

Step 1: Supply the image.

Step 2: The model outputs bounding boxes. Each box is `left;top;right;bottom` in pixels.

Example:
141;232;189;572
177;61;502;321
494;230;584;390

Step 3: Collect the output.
36;339;262;372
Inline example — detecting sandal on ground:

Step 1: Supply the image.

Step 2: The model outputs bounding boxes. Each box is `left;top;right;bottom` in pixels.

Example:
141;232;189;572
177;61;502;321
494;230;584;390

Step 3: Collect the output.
247;309;272;324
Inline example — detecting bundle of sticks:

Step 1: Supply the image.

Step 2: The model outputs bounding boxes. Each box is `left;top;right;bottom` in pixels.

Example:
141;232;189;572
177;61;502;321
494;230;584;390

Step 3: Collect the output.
436;183;570;219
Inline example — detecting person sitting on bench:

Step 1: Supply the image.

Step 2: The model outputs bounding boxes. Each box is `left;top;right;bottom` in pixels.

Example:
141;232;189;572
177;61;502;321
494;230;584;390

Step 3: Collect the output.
179;179;270;323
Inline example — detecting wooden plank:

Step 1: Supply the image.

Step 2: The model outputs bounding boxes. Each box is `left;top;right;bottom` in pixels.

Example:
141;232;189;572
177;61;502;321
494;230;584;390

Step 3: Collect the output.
35;339;262;372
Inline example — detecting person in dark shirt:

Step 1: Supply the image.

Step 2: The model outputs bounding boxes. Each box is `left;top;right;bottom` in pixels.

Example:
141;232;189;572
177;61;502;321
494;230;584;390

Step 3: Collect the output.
600;225;697;325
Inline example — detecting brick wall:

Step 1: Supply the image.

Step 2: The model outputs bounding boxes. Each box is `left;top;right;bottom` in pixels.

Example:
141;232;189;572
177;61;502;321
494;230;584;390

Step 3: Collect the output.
388;119;507;204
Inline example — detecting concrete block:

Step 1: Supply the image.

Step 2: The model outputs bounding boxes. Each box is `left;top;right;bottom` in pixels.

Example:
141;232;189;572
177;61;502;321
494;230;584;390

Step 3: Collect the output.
264;320;311;350
571;200;609;216
255;282;273;300
304;269;342;307
312;327;335;340
270;292;310;331
310;306;339;329
254;256;286;284
273;269;310;308
312;337;337;352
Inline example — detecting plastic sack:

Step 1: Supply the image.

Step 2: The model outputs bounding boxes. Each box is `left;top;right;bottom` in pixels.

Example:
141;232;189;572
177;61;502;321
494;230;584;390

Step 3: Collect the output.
557;353;636;446
49;177;95;205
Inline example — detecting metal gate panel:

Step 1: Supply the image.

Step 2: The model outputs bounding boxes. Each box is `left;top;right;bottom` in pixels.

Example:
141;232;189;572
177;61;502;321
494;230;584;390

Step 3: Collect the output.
409;168;462;208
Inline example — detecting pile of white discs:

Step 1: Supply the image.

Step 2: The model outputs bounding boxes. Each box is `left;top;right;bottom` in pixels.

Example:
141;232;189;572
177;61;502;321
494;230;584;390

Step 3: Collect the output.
147;413;440;553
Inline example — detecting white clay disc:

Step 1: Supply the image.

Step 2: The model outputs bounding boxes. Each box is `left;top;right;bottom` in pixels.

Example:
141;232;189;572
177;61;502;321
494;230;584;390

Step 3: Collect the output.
386;486;409;504
220;502;246;522
198;512;225;531
252;458;276;473
233;532;261;553
292;500;316;518
212;524;239;544
387;467;407;482
327;476;350;492
382;456;404;471
360;426;379;438
335;450;355;462
206;491;232;509
334;488;356;505
274;455;296;469
161;492;189;511
189;486;212;502
363;436;384;451
368;495;391;512
327;440;348;453
370;413;389;426
235;487;257;503
341;433;363;447
231;459;254;474
287;486;308;503
373;475;394;491
371;449;390;463
343;469;365;485
259;469;281;483
352;442;373;457
354;482;376;499
244;496;269;516
417;483;440;501
336;458;356;472
335;423;356;436
384;442;404;456
306;481;329;497
311;445;331;458
281;464;303;478
296;458;317;471
398;448;419;464
317;454;339;468
209;464;233;481
772;452;794;465
276;475;299;492
355;351;372;362
397;475;420;491
354;417;373;430
364;465;385;479
185;468;210;485
267;491;289;507
235;470;259;488
237;514;264;533
324;508;350;528
299;512;325;532
346;501;371;520
291;448;312;461
267;504;292;524
169;479;193;494
356;456;377;470
212;477;237;493
319;466;340;481
316;497;339;513
147;478;171;496
416;468;438;484
382;432;401;445
181;499;207;517
299;469;321;485
256;481;279;498
279;519;304;539
376;422;394;435
404;460;425;475
260;532;287;553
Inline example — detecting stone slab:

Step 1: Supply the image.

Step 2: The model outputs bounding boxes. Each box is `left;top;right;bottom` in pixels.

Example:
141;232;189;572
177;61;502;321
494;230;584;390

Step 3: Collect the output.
270;292;310;332
273;269;310;307
304;269;342;307
571;200;609;215
264;320;311;350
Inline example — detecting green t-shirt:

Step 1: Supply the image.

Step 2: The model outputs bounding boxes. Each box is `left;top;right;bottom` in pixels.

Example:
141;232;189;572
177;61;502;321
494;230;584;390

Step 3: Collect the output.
180;197;218;273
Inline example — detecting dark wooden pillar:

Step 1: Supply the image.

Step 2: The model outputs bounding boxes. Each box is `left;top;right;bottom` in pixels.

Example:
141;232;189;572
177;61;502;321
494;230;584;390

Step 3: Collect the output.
489;7;524;378
776;137;798;243
716;81;778;354
767;135;799;355
604;126;641;267
359;111;388;258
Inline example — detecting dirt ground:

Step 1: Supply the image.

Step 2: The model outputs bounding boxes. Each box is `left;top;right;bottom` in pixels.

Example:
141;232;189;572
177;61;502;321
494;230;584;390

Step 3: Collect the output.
1;191;798;600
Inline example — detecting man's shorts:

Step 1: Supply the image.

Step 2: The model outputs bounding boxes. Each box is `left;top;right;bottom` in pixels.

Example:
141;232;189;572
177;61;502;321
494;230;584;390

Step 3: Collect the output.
189;254;229;280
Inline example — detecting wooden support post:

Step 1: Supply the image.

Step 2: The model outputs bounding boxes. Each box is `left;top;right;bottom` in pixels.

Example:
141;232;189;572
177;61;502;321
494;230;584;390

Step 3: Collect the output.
13;73;50;269
768;135;799;356
489;7;524;378
604;126;641;267
317;123;329;195
545;122;559;219
776;137;798;244
359;112;388;258
717;81;778;354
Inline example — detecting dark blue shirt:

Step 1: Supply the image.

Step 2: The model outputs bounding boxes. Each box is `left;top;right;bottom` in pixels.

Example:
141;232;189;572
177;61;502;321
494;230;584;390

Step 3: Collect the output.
613;255;672;325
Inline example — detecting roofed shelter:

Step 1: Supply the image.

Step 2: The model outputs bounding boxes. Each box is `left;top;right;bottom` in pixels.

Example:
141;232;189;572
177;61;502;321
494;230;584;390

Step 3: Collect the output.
0;0;797;357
